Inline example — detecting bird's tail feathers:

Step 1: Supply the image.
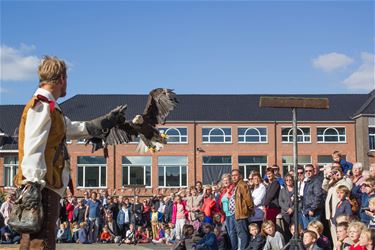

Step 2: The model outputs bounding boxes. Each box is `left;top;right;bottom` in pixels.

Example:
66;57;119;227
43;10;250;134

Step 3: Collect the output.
136;140;148;153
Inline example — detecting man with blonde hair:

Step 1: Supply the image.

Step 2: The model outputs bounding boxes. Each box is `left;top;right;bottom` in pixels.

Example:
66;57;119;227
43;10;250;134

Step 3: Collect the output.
16;56;126;250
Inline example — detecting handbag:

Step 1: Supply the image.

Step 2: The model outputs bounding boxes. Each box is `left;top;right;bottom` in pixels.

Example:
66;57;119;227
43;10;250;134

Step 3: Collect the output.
8;182;44;234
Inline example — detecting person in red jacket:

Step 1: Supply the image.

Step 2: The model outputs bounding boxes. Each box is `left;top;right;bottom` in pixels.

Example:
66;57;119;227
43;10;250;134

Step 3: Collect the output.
100;226;111;243
66;196;76;223
201;185;219;224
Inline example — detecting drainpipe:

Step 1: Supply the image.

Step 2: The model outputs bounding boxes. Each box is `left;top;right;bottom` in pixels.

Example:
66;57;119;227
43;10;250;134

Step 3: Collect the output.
113;144;116;191
274;121;278;165
193;121;197;184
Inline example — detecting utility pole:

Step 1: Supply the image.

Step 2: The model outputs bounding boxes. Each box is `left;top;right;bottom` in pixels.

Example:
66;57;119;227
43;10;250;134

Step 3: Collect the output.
259;96;329;250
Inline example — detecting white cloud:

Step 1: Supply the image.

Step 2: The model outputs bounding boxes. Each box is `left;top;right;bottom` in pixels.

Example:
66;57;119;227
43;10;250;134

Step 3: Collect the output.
0;44;40;81
342;52;375;91
312;52;354;72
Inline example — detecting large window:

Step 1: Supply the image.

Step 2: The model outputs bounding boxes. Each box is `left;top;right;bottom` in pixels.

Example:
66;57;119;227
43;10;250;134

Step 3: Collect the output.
122;156;151;187
238;127;267;143
317;127;346;143
4;156;18;187
282;127;311;143
239;156;267;180
158;156;187;187
369;127;375;151
202;156;232;185
202;128;232;143
159;127;188;143
77;156;106;188
282;155;311;175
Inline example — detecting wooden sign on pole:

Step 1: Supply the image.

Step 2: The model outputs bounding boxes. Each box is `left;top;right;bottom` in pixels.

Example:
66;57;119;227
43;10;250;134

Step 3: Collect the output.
259;96;329;109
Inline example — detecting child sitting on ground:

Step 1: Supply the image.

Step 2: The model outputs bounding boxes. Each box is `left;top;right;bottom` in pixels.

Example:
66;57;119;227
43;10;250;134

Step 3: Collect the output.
100;225;111;243
78;222;90;244
303;230;320;250
246;223;266;250
135;226;151;244
348;222;366;250
124;224;135;244
194;224;218;250
336;222;352;250
262;220;285;250
72;222;80;243
56;223;70;243
307;220;331;249
165;228;175;246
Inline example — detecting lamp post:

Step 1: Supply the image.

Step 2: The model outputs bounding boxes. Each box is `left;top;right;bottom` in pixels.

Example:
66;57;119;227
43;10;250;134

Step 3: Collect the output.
259;96;329;249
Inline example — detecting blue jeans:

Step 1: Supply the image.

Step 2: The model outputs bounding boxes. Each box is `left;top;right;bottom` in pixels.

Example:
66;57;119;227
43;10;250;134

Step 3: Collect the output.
225;215;238;250
88;217;100;243
235;218;249;250
301;211;321;230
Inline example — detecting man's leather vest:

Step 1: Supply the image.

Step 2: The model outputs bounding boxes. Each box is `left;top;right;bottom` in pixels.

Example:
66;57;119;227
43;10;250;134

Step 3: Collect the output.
15;96;66;189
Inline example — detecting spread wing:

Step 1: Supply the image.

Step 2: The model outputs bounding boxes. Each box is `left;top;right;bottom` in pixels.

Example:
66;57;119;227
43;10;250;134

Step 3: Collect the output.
143;88;178;126
105;122;138;145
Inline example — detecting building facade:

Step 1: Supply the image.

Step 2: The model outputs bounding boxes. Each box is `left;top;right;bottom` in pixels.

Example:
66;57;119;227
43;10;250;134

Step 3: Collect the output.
1;91;374;196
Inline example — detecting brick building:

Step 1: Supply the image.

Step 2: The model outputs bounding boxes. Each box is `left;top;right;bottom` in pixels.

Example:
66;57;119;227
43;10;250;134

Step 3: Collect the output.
1;90;374;196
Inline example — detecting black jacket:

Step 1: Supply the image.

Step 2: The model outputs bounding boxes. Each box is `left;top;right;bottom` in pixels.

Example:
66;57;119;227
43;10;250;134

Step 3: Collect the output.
302;175;324;215
264;181;280;208
245;235;266;250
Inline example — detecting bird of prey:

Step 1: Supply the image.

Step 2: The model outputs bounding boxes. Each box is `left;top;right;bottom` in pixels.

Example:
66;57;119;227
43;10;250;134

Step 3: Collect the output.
88;88;178;155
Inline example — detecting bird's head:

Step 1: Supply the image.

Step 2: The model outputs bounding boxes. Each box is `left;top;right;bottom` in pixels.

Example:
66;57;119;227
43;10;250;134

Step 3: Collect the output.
132;115;144;125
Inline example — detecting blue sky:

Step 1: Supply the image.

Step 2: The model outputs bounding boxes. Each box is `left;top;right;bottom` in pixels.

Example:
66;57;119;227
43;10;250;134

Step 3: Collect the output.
1;0;374;105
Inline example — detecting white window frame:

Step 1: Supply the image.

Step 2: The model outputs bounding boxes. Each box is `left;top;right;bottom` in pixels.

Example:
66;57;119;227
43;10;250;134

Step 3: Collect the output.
317;127;346;143
77;138;86;144
122;158;152;188
202;127;232;144
4;157;18;188
238;156;268;180
159;127;188;144
238;127;268;143
369;126;375;151
158;157;188;188
77;162;107;188
66;139;72;144
281;127;311;143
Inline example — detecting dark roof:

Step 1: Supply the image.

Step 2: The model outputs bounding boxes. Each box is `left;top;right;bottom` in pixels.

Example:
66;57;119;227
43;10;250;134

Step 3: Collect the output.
353;89;375;117
61;94;370;122
0;105;23;136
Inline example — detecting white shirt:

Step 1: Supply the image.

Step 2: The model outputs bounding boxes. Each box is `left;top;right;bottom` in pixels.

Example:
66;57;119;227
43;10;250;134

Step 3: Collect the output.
21;88;90;196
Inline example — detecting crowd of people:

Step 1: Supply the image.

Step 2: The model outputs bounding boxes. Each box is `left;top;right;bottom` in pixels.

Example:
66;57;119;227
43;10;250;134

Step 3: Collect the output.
1;151;375;250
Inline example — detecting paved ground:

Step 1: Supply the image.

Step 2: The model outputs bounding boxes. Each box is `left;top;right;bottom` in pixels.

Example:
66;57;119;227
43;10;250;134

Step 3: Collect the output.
1;243;172;250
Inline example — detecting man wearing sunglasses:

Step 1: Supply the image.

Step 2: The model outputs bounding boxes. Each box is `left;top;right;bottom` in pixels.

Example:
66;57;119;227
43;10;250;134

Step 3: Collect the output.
301;164;324;230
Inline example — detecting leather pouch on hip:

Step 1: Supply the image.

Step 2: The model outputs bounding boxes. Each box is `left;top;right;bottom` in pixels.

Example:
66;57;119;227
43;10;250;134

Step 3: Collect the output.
8;182;44;234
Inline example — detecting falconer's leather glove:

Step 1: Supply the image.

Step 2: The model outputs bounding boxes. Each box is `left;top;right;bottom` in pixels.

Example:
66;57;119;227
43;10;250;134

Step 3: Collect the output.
85;105;127;138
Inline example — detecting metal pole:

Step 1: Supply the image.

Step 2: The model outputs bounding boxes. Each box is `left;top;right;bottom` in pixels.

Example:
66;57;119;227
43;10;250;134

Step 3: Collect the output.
292;108;299;242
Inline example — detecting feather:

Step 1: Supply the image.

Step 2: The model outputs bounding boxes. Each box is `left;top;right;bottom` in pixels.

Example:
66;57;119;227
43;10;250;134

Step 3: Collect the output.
136;140;149;153
143;88;178;126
